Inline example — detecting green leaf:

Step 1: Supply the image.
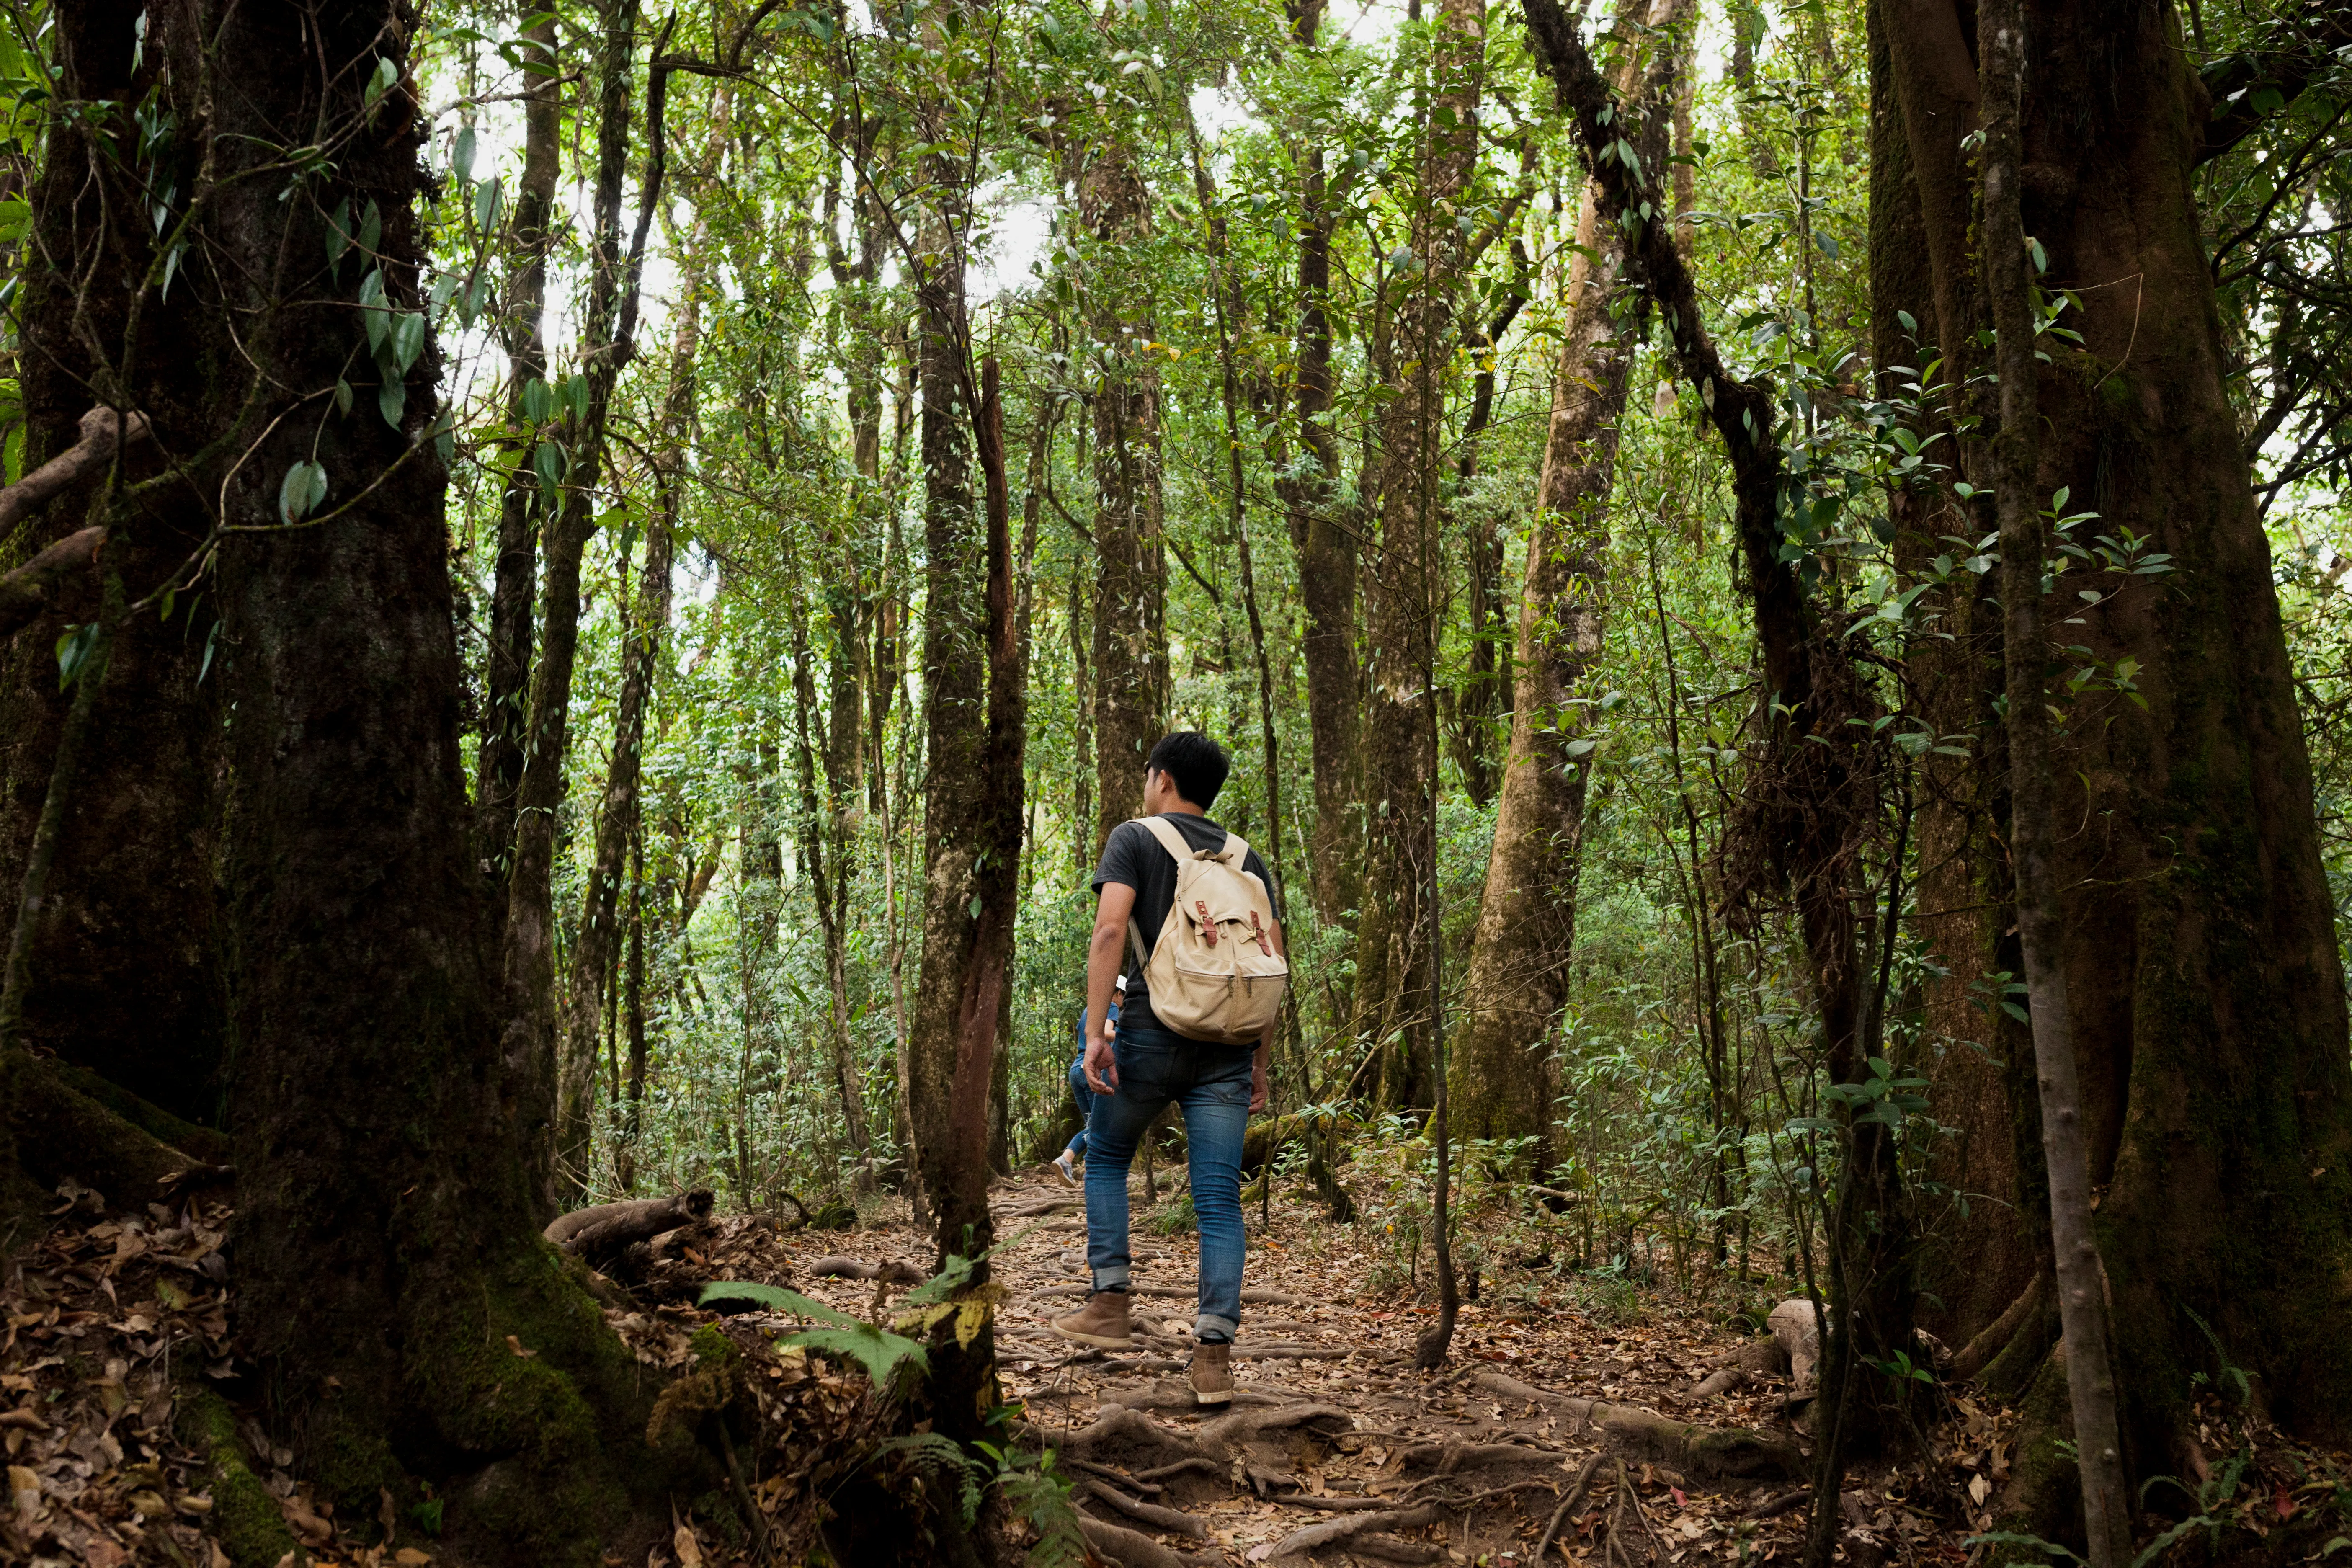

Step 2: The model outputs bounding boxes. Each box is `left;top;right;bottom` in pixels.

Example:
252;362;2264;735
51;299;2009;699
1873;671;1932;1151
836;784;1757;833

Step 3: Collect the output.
699;1281;857;1323
968;894;984;920
359;199;382;260
453;124;477;187
787;1325;932;1385
378;374;406;430
392;310;427;373
903;1252;977;1307
279;459;329;524
364;56;397;113
358;269;389;353
326;197;352;275
334;378;353;416
475;175;502;231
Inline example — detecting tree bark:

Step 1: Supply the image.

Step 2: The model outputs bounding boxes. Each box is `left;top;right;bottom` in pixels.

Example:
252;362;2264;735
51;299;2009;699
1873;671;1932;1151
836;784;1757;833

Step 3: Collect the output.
1278;0;1364;930
1083;125;1169;851
1354;0;1484;1110
1451;0;1685;1149
475;1;561;903
62;3;694;1555
552;73;719;1206
904;152;1011;1428
503;0;658;1215
1978;5;2129;1558
1883;0;2352;1496
0;6;224;1131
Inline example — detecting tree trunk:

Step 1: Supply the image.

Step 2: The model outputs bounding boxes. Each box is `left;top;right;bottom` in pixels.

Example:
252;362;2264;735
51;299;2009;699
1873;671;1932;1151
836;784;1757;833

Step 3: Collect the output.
60;3;691;1555
905;155;1011;1431
475;1;561;903
1450;0;1685;1149
503;0;655;1215
1278;1;1363;931
0;3;224;1132
553;75;719;1206
1883;0;2352;1510
1084;129;1169;851
1979;4;2129;1558
1354;0;1484;1110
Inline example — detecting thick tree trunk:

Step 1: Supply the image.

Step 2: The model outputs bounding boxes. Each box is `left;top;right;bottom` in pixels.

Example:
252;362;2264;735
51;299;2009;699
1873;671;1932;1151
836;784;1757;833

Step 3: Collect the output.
1084;132;1169;851
51;4;694;1558
1354;0;1484;1110
0;4;224;1131
475;2;561;902
1451;0;1684;1149
1883;0;2352;1509
1979;5;2129;1558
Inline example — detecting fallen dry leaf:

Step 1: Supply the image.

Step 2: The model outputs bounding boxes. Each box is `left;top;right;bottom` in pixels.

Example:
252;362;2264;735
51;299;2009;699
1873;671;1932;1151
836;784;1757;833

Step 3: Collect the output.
505;1333;539;1359
673;1522;705;1568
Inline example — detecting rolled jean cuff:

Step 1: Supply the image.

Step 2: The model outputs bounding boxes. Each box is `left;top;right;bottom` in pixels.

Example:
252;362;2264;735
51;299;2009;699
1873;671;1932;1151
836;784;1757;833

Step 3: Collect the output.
1196;1313;1238;1342
1092;1264;1130;1294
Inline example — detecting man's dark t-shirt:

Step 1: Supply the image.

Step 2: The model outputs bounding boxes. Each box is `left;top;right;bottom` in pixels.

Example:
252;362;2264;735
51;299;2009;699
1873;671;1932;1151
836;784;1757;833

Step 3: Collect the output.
1092;814;1282;1035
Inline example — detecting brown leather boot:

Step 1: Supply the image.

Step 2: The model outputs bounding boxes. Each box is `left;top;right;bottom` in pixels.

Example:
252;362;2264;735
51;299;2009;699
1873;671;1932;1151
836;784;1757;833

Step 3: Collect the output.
1190;1340;1234;1406
1050;1289;1134;1349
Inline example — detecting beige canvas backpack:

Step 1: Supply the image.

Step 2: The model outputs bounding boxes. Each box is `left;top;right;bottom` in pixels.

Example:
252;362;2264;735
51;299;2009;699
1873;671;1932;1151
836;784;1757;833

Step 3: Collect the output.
1124;816;1289;1045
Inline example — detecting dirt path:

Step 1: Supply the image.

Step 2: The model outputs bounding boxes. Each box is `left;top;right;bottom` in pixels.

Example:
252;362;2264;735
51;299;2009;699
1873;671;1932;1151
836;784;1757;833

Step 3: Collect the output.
748;1171;1966;1568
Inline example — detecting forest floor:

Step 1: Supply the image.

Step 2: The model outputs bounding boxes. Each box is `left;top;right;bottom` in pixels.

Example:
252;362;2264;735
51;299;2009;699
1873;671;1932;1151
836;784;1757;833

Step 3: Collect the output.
3;1164;2330;1568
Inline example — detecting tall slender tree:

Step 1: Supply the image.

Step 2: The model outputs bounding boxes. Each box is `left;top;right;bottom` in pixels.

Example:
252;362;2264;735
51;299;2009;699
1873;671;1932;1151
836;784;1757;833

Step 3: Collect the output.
1354;0;1486;1109
1451;0;1688;1153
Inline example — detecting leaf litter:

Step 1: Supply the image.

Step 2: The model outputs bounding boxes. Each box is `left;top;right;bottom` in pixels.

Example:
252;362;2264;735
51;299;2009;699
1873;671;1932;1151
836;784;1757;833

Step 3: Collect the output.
10;1168;2349;1567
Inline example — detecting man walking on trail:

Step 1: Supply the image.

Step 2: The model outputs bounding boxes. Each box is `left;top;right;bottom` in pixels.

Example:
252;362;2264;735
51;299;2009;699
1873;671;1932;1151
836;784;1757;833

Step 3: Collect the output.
1051;732;1285;1406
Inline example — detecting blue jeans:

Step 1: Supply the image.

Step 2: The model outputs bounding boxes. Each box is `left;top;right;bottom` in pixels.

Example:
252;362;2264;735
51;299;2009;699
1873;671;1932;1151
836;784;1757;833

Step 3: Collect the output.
1084;1019;1253;1341
1065;1056;1093;1160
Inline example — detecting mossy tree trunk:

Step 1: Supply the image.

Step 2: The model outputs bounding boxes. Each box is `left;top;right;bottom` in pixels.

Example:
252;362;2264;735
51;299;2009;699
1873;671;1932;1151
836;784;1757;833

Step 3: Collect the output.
1353;0;1484;1112
905;122;1013;1436
0;0;224;1133
1881;0;2352;1511
1275;0;1365;934
1083;126;1170;854
1450;0;1686;1154
0;3;702;1560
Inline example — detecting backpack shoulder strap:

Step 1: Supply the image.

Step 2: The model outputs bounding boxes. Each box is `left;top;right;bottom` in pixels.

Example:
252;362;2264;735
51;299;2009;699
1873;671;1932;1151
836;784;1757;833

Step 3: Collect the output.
1134;815;1202;862
1214;832;1251;867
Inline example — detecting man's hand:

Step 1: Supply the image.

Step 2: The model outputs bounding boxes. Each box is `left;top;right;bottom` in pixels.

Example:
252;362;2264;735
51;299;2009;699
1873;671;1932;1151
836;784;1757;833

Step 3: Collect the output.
1084;1022;1119;1096
1250;1056;1269;1114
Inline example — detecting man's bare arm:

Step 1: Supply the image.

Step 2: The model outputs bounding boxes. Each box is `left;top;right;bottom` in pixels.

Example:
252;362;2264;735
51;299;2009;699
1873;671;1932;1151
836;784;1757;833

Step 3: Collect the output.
1085;882;1137;1093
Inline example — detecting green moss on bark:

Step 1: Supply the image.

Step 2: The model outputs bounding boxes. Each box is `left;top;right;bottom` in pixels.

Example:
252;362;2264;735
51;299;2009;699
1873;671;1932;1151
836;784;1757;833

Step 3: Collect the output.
174;1383;300;1568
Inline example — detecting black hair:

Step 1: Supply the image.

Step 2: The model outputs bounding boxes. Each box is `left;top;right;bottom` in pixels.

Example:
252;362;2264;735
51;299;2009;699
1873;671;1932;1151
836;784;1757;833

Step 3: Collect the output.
1146;731;1230;811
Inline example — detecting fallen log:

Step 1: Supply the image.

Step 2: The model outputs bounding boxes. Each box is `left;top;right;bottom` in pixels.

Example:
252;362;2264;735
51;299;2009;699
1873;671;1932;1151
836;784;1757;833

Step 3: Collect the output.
544;1189;714;1258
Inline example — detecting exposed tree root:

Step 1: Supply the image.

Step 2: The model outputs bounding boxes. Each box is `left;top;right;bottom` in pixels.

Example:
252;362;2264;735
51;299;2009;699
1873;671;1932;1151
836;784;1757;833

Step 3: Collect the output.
1471;1371;1805;1481
1269;1501;1437;1558
810;1255;928;1284
4;1051;198;1238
